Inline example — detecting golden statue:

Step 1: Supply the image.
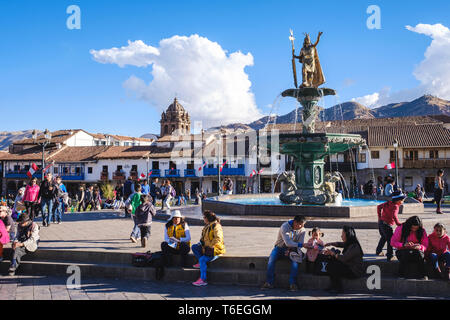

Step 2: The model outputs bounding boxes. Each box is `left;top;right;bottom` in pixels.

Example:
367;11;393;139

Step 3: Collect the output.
293;31;325;88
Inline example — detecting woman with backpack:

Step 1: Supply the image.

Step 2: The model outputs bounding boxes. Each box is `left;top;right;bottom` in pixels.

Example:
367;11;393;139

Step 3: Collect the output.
191;210;226;287
391;215;428;279
323;226;364;293
161;210;191;267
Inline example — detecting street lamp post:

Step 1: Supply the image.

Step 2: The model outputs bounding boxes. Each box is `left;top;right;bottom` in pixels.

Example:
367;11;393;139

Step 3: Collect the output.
32;129;52;180
146;156;150;185
393;139;399;190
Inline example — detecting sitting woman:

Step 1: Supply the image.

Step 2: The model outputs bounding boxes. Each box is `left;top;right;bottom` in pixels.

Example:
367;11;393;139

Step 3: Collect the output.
191;210;226;287
391;215;428;279
425;223;449;281
323;226;364;293
161;210;191;267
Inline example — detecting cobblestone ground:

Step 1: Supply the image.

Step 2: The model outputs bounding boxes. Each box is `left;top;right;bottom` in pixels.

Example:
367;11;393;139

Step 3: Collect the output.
0;275;441;300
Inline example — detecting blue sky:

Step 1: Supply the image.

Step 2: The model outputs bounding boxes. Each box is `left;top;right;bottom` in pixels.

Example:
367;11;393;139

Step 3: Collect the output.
1;0;449;137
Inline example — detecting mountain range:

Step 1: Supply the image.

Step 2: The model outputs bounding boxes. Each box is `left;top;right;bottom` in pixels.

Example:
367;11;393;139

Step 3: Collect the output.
1;95;449;150
211;94;450;131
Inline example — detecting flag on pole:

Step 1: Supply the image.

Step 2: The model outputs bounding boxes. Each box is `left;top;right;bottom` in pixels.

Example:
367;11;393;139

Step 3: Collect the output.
258;169;264;175
384;162;396;170
198;160;207;171
27;163;38;179
250;169;257;177
140;173;146;180
219;160;227;172
148;170;153;176
42;161;55;175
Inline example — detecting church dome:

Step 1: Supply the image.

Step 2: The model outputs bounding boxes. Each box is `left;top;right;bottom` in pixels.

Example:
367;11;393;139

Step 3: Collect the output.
167;97;186;113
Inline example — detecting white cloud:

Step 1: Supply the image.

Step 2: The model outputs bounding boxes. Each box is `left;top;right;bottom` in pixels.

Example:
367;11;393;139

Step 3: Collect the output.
351;23;450;107
351;92;379;107
90;35;262;127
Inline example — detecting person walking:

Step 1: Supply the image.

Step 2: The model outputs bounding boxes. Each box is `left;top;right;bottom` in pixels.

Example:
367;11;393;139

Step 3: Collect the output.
434;169;445;214
23;178;40;220
52;176;67;224
134;194;156;248
375;191;405;261
163;180;175;212
150;178;160;206
123;177;134;201
38;173;57;227
76;186;85;212
141;180;150;195
128;183;142;243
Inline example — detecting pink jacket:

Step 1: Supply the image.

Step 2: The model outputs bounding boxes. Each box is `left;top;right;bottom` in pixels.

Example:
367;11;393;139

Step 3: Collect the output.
0;220;10;244
391;224;428;252
305;238;324;262
426;233;450;256
23;184;40;202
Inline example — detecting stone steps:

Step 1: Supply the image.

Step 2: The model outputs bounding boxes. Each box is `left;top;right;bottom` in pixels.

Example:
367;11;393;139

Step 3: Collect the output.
1;259;448;297
2;248;449;297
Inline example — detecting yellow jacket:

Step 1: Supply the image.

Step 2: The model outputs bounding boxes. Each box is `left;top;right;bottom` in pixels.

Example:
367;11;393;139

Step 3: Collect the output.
167;223;191;249
201;221;226;256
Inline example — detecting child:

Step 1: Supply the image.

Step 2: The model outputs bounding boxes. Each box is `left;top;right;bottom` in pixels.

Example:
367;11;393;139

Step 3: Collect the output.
425;223;450;281
375;191;405;261
303;227;325;273
134;194;156;248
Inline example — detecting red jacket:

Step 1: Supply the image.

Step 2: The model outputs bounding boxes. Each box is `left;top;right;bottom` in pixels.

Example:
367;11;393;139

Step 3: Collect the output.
377;201;401;226
426;232;450;256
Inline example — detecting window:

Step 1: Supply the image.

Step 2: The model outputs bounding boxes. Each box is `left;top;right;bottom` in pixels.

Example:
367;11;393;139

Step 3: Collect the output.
404;177;413;187
404;150;418;160
131;165;138;172
101;141;106;146
117;165;123;172
429;150;439;159
88;167;93;174
169;161;176;170
63;167;69;174
54;167;58;174
152;161;159;170
371;151;380;159
358;153;366;163
102;165;108;173
389;150;398;163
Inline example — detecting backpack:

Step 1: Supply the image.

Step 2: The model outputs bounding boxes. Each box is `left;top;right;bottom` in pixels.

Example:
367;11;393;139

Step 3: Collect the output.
131;251;165;280
170;186;176;197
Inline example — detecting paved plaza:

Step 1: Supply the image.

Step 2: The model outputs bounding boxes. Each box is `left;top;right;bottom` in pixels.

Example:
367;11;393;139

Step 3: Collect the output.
0;274;443;301
0;204;449;300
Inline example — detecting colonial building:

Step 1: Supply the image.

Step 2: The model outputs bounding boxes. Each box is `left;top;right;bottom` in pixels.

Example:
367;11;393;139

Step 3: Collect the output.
160;98;191;137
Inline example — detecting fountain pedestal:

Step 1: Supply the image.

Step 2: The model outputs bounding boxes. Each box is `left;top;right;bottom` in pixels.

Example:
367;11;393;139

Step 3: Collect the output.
274;87;365;205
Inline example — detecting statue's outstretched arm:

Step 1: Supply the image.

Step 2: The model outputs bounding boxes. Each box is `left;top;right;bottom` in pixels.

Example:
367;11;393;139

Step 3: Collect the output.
313;31;323;47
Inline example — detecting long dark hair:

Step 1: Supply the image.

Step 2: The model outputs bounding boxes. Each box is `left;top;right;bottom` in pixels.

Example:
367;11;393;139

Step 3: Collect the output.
203;210;220;224
401;216;424;244
342;226;364;256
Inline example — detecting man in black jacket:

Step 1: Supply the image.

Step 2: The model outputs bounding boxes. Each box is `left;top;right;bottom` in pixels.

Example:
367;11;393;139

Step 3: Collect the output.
38;173;57;227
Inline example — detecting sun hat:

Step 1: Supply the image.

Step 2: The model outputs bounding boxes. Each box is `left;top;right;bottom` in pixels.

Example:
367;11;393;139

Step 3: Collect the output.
391;190;406;201
167;209;183;221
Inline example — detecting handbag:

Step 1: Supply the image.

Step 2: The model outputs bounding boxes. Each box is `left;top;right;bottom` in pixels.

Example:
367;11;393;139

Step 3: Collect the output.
204;246;215;257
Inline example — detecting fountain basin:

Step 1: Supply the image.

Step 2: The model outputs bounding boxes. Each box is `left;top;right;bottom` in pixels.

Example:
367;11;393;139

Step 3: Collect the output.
202;193;423;219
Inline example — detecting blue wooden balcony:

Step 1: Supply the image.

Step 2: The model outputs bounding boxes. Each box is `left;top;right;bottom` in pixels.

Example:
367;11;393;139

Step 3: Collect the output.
184;169;196;177
59;164;85;181
5;170;42;179
165;169;180;177
203;166;245;176
149;169;161;177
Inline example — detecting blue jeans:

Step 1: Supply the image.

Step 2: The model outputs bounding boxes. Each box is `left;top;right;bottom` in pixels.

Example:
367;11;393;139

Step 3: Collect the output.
429;252;450;269
130;216;141;239
266;246;299;285
41;198;53;225
192;243;214;281
52;200;63;222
